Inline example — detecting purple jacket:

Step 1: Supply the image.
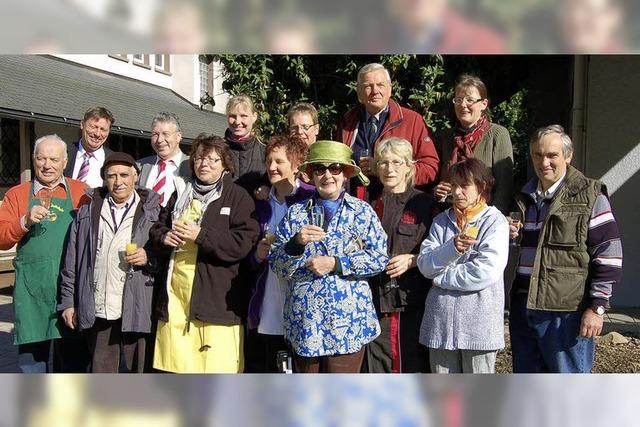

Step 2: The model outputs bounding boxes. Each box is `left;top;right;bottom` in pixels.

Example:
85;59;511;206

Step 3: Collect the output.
246;181;315;330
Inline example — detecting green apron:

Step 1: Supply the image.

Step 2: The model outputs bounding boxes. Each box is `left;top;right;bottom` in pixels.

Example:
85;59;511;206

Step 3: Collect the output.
13;179;75;345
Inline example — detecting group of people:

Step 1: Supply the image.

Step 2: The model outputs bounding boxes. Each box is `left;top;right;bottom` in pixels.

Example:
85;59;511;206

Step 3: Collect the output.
0;62;622;374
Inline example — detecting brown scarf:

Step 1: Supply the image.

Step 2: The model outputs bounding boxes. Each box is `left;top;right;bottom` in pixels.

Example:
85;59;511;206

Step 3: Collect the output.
454;197;487;232
450;115;490;164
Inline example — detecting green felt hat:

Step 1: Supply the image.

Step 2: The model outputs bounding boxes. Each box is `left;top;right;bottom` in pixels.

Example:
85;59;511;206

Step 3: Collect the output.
299;140;370;186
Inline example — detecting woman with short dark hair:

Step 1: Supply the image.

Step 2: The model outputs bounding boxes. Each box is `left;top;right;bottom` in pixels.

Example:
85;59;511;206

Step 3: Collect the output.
151;134;260;373
417;157;509;373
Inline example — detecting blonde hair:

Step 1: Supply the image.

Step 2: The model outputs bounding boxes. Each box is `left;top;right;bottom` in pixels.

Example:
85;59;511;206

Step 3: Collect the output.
374;137;416;187
225;94;256;116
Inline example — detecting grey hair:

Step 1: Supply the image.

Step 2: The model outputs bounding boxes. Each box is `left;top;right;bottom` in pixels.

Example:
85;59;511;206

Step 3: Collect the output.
374;137;416;187
151;112;182;133
530;124;573;158
33;134;68;159
357;63;391;86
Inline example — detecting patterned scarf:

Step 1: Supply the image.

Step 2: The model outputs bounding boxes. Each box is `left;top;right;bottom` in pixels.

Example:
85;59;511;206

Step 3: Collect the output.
450;114;490;164
173;171;227;223
454;196;487;232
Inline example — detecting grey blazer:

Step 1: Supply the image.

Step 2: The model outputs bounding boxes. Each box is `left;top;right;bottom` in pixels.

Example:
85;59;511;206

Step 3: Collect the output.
137;152;190;188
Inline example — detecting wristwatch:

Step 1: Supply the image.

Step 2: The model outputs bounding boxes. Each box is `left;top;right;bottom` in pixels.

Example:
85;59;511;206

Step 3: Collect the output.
592;305;606;316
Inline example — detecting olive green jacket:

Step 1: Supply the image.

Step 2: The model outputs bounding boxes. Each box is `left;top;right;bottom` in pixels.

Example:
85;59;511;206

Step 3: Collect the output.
513;166;605;311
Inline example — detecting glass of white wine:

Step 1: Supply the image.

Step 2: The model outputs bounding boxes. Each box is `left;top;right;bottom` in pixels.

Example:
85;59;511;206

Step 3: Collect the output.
125;242;138;273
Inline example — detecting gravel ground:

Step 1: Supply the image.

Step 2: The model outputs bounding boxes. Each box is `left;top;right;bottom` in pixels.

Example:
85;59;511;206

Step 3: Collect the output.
496;322;640;373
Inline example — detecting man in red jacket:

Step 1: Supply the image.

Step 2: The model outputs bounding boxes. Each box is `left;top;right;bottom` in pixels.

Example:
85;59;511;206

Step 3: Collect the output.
337;63;439;200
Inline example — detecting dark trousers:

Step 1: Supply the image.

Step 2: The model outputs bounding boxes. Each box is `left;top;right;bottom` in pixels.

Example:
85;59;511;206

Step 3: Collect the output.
54;324;92;373
294;348;365;373
509;292;595;373
365;309;430;373
243;329;289;373
87;318;151;373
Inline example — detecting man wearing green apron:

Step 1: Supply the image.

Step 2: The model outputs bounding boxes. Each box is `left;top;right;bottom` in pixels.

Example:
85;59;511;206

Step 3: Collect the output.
0;135;89;372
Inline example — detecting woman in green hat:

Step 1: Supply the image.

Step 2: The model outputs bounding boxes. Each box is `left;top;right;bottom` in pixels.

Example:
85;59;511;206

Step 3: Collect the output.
269;141;388;373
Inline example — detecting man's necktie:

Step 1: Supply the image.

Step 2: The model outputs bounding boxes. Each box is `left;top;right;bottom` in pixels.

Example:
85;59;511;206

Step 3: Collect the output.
77;152;92;182
152;160;167;205
367;115;379;144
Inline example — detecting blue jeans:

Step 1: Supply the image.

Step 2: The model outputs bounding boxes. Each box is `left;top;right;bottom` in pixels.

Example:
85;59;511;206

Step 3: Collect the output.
509;293;595;373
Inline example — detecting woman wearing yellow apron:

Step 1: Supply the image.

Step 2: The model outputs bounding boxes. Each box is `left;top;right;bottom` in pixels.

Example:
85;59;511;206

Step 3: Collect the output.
150;135;259;373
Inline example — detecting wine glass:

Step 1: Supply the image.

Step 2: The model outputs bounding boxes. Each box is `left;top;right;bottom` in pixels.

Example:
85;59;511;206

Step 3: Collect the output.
125;242;138;273
171;211;191;253
263;223;276;245
310;205;324;228
39;190;51;221
385;252;400;290
509;211;523;246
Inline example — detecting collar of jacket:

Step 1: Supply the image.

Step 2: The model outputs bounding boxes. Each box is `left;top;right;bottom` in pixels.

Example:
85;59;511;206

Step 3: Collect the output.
521;165;599;201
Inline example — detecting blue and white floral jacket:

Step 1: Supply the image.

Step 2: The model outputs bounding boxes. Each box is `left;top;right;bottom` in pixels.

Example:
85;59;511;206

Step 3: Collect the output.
269;192;388;357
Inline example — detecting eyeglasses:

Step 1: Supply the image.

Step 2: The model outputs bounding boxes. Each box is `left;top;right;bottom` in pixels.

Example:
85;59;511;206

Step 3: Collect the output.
376;159;406;169
452;96;484;106
194;156;222;165
290;124;318;133
151;131;178;140
312;163;344;176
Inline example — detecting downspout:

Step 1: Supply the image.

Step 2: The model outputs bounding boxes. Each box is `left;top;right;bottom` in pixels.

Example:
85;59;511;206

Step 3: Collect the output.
571;55;588;173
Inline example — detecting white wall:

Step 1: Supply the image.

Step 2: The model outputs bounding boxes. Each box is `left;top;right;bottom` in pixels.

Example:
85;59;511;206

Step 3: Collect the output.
584;56;640;307
171;55;199;104
56;54;172;88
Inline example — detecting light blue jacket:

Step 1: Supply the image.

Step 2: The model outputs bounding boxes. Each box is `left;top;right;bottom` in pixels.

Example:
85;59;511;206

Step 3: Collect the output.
269;193;388;357
417;205;508;351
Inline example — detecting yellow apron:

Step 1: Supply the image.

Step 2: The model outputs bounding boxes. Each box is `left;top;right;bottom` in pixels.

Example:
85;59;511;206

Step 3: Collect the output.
153;199;244;373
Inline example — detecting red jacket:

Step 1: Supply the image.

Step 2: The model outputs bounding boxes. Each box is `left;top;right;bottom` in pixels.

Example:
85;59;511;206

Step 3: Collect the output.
337;99;440;186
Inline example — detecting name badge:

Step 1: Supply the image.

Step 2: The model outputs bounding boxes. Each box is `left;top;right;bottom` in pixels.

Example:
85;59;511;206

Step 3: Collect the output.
220;207;231;216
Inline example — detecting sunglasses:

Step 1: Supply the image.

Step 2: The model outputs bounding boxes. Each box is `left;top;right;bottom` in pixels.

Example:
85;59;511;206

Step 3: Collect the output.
311;163;344;176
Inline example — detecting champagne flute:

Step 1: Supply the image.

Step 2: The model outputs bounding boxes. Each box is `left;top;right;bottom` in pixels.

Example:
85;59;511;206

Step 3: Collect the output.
125;242;138;273
385;252;400;290
509;211;523;246
438;161;453;203
172;210;192;253
310;205;324;228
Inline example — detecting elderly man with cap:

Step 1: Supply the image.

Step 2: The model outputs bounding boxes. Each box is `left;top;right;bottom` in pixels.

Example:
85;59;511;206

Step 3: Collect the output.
269;141;388;373
59;152;162;373
0;135;89;373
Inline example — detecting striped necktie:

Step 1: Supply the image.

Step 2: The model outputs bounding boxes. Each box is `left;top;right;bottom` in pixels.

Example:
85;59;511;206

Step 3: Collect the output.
77;152;93;182
152;160;168;205
367;115;379;144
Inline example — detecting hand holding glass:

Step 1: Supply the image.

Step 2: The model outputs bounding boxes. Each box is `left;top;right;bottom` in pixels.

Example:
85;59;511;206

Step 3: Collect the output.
509;212;523;245
172;218;190;252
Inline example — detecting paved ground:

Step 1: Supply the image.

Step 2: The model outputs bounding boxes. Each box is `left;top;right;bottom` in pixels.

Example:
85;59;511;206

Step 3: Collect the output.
0;292;19;373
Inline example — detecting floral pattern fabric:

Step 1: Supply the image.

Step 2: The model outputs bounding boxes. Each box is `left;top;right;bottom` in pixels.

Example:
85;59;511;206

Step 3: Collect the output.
269;193;388;357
